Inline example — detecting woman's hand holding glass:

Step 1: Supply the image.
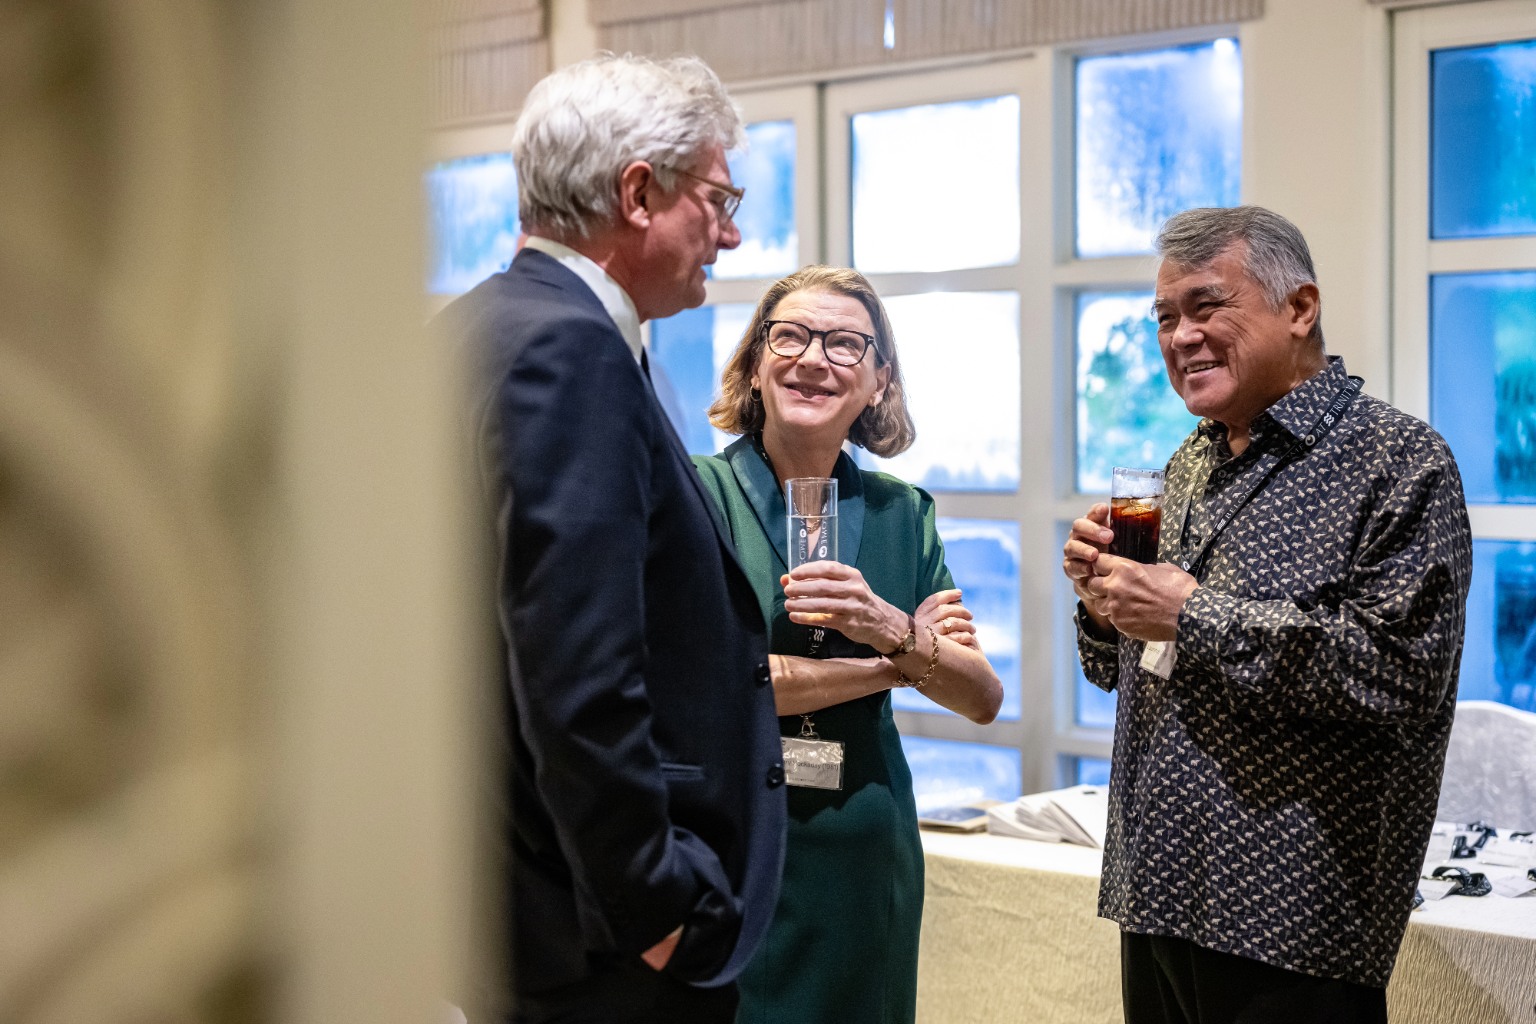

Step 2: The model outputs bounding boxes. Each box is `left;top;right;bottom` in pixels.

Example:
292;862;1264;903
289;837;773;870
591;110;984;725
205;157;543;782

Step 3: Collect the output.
781;561;908;650
782;568;979;652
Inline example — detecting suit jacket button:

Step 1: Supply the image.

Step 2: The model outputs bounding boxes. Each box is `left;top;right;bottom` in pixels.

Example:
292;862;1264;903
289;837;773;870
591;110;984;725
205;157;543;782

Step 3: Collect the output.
766;764;785;787
755;662;772;687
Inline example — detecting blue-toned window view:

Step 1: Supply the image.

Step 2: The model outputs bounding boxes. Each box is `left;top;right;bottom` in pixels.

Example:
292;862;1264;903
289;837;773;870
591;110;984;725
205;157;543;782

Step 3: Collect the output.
1076;291;1199;493
851;95;1021;274
648;303;756;456
715;120;798;280
893;518;1021;720
1076;667;1117;730
425;152;521;295
1431;39;1536;239
1076;39;1242;258
900;735;1022;814
1430;271;1536;504
1460;540;1536;713
1068;755;1113;788
856;291;1020;491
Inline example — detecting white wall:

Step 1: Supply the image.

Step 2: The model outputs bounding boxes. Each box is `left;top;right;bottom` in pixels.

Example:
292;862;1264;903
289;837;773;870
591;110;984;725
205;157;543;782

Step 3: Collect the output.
1242;0;1394;390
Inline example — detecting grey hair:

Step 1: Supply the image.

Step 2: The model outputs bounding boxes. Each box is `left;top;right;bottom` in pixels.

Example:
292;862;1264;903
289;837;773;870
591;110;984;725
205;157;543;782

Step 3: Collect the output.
511;53;745;239
1155;206;1324;344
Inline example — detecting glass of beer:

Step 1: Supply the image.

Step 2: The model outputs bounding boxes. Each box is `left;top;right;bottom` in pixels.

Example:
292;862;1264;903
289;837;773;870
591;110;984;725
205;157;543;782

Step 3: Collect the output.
1109;467;1163;564
786;477;838;571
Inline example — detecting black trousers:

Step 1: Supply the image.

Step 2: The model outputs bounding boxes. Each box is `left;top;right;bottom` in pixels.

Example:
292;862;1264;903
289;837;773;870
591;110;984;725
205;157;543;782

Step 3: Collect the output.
1121;932;1388;1024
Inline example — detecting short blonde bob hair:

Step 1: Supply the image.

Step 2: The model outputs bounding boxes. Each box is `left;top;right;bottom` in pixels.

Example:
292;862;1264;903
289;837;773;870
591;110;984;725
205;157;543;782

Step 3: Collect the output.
707;265;916;457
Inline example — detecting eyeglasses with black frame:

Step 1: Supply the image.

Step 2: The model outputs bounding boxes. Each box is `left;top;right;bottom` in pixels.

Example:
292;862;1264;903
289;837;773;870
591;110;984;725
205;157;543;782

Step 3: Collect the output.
670;167;744;223
761;320;878;367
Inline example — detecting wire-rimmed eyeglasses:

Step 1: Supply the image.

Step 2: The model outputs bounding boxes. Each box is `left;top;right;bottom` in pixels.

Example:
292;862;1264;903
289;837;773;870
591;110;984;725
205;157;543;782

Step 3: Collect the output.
671;167;744;223
762;320;878;367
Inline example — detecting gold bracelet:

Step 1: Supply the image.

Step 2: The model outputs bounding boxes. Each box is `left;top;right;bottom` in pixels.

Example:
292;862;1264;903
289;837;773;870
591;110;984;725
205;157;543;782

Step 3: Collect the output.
897;625;940;689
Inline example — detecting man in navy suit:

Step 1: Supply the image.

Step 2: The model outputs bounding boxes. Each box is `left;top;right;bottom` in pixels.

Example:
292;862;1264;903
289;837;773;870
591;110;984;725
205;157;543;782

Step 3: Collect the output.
443;54;786;1024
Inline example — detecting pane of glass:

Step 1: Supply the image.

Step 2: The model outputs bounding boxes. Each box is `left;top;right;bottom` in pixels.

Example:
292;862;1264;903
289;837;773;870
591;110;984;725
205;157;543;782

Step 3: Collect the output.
714;120;798;280
1430;271;1536;504
851;96;1020;273
1076;39;1242;258
1076;666;1117;730
425;153;520;295
648;303;756;456
1069;756;1113;788
1076;291;1199;493
1461;540;1536;713
899;735;1022;814
1431;39;1536;239
892;518;1021;720
856;291;1020;491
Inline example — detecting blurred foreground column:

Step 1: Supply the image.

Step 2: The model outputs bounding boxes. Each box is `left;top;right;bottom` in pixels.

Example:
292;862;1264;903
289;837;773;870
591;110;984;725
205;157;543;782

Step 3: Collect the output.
0;1;475;1022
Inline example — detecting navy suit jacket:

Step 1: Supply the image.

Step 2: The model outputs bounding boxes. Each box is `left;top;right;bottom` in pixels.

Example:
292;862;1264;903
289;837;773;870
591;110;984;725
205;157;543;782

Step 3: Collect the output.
445;249;786;1009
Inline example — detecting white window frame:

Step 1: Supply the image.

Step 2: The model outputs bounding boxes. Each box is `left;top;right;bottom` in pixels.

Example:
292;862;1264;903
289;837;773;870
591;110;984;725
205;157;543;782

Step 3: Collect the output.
822;58;1048;787
1391;0;1536;547
1050;27;1248;789
489;27;1251;798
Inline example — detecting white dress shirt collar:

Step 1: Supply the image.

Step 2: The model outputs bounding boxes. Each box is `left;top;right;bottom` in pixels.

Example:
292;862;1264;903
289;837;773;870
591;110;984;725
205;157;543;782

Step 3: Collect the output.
522;235;644;363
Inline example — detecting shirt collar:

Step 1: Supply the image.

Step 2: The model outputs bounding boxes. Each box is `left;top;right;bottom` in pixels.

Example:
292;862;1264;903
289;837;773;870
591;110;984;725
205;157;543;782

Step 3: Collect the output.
1195;356;1349;452
1259;355;1350;445
522;235;644;363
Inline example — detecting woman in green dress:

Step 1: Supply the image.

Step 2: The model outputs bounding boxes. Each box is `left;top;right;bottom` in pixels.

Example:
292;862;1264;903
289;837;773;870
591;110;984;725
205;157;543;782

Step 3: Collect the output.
692;265;1003;1024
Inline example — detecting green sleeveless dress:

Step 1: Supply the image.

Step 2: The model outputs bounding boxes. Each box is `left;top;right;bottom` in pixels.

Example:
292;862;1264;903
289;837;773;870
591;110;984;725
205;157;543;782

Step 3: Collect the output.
693;436;953;1024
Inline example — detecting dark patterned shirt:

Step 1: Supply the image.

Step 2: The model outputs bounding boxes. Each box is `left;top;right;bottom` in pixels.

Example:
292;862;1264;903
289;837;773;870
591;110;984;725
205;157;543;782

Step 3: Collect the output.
1078;357;1473;988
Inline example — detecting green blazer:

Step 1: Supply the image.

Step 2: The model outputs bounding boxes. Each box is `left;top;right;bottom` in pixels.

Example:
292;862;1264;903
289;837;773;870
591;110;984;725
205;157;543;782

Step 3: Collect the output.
693;435;952;1024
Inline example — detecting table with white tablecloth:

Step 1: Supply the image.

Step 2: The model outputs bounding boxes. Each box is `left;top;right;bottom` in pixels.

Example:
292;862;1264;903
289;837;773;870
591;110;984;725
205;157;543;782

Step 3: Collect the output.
916;831;1536;1024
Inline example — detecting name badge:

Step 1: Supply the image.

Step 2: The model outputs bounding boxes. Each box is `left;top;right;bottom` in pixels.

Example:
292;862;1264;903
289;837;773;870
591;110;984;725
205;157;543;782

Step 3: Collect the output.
1417;877;1458;901
1490;874;1536;899
1476;835;1536;869
782;736;844;790
1140;639;1177;679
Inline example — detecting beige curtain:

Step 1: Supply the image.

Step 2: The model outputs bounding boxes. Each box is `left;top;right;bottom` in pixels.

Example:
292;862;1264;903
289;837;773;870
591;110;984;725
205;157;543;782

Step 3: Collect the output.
592;0;1265;83
431;0;549;125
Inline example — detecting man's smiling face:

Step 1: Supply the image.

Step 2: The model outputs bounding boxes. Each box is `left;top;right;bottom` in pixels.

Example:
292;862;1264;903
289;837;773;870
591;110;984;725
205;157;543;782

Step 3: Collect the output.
1154;243;1321;436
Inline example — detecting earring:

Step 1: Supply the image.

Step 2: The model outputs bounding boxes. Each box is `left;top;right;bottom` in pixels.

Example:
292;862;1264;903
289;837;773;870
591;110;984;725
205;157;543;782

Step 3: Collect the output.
750;386;762;403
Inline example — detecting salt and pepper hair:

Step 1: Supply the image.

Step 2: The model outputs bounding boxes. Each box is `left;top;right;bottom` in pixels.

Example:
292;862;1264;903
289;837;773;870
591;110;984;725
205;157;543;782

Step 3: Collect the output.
1155;205;1325;346
708;266;917;458
511;53;745;239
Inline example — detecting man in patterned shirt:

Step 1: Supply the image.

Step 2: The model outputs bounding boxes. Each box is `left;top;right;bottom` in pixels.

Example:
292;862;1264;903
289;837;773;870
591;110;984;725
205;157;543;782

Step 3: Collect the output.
1062;206;1472;1024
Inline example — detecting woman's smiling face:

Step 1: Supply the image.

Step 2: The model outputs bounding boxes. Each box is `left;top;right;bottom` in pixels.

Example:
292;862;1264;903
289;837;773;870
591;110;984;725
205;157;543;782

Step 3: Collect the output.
752;289;889;448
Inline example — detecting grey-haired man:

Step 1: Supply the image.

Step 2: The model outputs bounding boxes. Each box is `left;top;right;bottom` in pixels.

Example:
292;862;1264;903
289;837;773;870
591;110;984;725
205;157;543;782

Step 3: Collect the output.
1064;206;1472;1023
443;54;785;1024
